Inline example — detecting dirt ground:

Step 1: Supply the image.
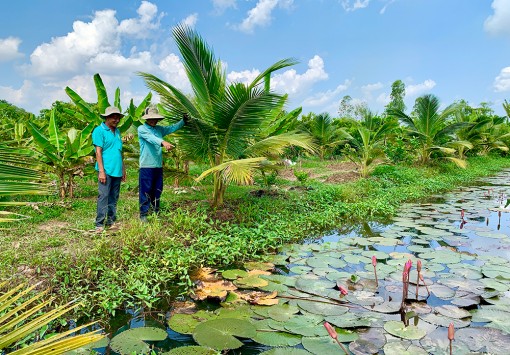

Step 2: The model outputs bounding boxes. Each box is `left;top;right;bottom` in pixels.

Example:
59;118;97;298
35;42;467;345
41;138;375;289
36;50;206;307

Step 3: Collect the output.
278;161;359;184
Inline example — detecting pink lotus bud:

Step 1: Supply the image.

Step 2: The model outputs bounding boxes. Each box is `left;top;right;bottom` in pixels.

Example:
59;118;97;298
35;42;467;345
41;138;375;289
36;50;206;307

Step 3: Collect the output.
448;323;455;340
339;285;348;296
324;322;337;339
417;260;422;272
372;256;377;267
404;260;412;273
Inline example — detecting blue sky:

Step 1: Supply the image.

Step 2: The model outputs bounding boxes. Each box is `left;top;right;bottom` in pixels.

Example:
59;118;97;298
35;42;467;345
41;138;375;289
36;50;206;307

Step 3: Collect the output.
1;0;510;117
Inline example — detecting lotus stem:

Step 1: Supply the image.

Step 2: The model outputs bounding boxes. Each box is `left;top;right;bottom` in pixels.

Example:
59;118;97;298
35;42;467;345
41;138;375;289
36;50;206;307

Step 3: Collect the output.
419;274;430;296
416;260;422;299
372;256;378;287
324;322;348;354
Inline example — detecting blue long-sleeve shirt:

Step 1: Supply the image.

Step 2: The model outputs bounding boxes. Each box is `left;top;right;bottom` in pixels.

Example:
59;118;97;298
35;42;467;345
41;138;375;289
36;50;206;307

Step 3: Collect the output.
138;120;184;168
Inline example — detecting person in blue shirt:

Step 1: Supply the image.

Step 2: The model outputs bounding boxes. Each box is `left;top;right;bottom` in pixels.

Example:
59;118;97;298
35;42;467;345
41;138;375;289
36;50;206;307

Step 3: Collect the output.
91;106;126;232
138;107;188;222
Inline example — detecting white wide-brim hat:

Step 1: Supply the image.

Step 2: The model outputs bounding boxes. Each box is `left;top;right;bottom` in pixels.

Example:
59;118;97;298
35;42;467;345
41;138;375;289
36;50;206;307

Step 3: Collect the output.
100;106;125;118
141;107;165;120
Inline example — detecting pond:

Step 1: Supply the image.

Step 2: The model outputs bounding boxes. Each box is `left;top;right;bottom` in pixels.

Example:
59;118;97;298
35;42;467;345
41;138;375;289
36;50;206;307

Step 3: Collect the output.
85;170;510;354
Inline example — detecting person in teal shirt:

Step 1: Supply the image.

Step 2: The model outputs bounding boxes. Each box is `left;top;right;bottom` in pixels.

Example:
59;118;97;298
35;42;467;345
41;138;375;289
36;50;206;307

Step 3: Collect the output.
138;107;188;222
92;106;126;231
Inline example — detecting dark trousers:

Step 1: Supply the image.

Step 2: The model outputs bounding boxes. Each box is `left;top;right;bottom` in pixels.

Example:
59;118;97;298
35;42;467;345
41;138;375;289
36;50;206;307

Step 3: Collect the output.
95;174;122;227
139;167;164;217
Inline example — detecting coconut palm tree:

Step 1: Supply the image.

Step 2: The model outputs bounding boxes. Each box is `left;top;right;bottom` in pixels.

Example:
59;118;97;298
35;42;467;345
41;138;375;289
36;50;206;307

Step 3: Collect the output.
139;25;314;207
304;113;347;160
343;109;395;178
388;94;470;167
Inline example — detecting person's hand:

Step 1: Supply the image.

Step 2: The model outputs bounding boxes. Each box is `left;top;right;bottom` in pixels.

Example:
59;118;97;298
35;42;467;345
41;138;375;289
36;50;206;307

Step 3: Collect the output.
162;141;174;151
183;113;190;124
98;171;107;184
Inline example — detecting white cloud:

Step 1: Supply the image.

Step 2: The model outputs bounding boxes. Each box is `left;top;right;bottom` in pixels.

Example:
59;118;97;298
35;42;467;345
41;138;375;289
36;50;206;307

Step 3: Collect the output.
271;55;328;94
237;0;293;33
26;2;163;78
227;69;260;84
376;92;391;105
494;66;510;92
0;80;32;105
182;13;198;27
406;79;436;96
158;54;192;92
361;82;383;100
303;80;351;106
118;1;162;38
212;0;237;14
380;0;396;14
342;0;370;12
0;37;23;62
484;0;510;36
88;51;154;73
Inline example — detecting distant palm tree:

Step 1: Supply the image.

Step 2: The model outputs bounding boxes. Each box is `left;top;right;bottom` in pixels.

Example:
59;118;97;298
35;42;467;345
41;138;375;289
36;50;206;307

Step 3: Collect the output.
388;94;470;167
305;113;347;160
343;109;395;177
139;25;314;207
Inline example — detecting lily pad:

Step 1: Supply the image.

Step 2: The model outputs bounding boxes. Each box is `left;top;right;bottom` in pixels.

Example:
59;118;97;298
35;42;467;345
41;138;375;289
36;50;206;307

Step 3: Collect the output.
168;311;217;334
383;321;426;340
289;266;312;274
302;336;347;354
383;342;428;355
192;318;256;350
259;348;312;355
420;328;471;355
244;261;275;271
349;327;386;354
325;312;378;328
162;346;217;355
435;305;471;319
420;313;470;328
234;275;269;288
252;320;302;346
267;304;300;322
470;307;510;333
222;269;249;280
110;327;168;354
456;327;510;353
297;299;349;316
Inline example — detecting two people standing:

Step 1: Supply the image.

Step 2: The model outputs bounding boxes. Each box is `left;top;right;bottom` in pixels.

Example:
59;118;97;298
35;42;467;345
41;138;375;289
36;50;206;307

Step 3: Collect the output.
92;106;186;230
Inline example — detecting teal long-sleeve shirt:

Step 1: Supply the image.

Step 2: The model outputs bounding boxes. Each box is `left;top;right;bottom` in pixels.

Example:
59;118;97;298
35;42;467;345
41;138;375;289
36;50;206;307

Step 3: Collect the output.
138;120;184;168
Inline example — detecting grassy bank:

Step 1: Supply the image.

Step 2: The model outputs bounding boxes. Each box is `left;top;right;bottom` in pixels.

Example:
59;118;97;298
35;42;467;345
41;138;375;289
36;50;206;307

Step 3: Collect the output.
1;155;509;316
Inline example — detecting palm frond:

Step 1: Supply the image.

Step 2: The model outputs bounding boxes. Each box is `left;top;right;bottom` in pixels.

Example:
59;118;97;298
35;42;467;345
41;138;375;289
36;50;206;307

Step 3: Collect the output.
196;157;267;185
244;132;316;158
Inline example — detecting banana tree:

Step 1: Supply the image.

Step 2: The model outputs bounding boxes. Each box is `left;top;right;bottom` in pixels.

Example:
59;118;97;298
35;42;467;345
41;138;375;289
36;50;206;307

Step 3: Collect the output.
139;25;315;207
388;94;470;167
65;73;152;133
28;109;94;198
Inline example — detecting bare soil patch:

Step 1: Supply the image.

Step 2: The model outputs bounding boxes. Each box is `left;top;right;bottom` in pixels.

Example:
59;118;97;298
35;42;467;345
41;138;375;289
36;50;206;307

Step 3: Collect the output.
278;161;359;184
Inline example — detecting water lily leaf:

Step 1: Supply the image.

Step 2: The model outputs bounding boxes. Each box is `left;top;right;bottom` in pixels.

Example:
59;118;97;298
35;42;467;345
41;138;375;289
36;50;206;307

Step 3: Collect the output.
420;313;470;328
476;231;508;239
368;237;401;246
456;327;510;353
360;250;389;260
349;327;386;354
259;348;311;355
383;342;428;355
190;267;218;282
435;305;471;319
302;336;346;354
192;318;256;350
484;296;510;308
470;307;510;333
261;281;289;293
407;301;433;314
110;327;167;354
480;278;510;291
294;276;336;295
162;346;216;355
479;255;508;264
325;271;352;282
418;250;461;264
222;269;249;280
296;299;349;316
267;304;300;322
438;278;484;293
482;264;510;279
450;292;480;307
252;320;302;346
244;261;275;271
168;311;217;334
420;328;471;355
449;267;483;279
369;301;402;314
261;274;297;286
289;266;312;274
216;305;254;319
345;290;384;306
283;322;327;337
344;254;371;265
265;254;289;265
234;275;269;288
383;321;426;340
325;312;377;328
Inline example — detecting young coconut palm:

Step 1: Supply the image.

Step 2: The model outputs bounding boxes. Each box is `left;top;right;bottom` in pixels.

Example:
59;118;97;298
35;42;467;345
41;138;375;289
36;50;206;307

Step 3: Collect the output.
343;109;395;178
139;25;314;207
304;112;348;160
388;94;470;167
